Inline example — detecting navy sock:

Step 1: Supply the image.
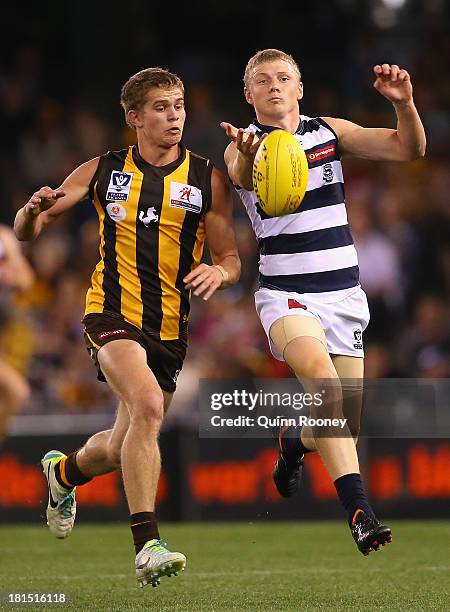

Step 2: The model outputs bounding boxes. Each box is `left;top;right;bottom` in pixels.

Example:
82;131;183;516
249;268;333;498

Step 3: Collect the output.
279;426;311;461
334;473;375;525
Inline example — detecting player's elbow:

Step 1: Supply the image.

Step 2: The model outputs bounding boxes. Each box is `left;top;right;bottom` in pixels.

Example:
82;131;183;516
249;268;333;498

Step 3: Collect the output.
393;132;426;161
413;140;426;159
397;145;425;162
404;138;426;160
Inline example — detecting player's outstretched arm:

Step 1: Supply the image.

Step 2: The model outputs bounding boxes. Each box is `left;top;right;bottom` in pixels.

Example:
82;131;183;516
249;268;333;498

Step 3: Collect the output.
14;157;100;241
184;168;241;301
324;64;426;162
221;122;266;190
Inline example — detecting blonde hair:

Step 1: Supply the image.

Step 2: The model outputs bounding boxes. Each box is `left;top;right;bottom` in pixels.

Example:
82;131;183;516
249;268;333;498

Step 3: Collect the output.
120;67;184;125
244;49;301;87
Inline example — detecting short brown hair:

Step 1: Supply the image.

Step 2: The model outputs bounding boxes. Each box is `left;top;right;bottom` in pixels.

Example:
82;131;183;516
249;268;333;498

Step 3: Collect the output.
120;67;184;122
244;49;301;87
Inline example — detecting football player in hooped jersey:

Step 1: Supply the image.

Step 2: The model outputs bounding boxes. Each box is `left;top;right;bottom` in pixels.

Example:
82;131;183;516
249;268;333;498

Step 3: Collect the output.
15;68;241;587
221;49;426;555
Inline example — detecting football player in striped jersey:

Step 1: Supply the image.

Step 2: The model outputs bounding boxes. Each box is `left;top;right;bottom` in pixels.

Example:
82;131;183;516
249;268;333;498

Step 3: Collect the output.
222;48;425;555
15;67;241;587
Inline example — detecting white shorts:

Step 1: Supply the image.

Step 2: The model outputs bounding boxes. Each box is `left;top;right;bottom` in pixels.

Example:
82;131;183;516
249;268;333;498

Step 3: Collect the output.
255;285;370;361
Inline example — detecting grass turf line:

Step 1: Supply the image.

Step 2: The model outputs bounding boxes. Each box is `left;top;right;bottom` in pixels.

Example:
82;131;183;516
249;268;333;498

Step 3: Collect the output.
0;521;448;611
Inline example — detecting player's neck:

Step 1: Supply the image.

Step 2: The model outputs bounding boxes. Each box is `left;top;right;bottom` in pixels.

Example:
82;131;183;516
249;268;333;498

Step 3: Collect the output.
137;141;181;167
256;109;300;134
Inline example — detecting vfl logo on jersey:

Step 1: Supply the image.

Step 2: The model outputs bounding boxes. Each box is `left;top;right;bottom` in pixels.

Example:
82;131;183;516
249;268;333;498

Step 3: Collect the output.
322;163;334;183
353;328;363;350
170;181;202;214
106;203;126;222
139;207;159;226
106;171;134;202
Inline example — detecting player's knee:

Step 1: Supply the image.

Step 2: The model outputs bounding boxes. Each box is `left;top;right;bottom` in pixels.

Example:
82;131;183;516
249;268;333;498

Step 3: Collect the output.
294;359;340;383
312;365;340;382
307;369;343;420
131;391;164;428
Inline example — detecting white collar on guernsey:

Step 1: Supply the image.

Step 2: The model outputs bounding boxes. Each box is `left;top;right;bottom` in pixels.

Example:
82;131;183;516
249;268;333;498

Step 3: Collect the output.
251;115;313;136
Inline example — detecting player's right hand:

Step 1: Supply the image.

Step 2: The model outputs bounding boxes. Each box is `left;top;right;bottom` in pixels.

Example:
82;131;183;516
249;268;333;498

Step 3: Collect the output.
25;187;66;217
220;122;266;161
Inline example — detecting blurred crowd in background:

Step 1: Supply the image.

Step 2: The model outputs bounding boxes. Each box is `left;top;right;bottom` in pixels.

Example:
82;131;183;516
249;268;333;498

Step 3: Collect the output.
0;1;448;422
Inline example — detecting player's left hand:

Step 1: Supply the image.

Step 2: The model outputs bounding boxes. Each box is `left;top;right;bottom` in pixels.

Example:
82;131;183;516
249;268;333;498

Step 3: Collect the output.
220;122;267;160
373;64;413;105
184;263;225;301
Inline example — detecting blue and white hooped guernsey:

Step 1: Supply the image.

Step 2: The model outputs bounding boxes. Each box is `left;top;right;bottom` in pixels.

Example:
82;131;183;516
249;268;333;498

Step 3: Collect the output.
238;116;359;294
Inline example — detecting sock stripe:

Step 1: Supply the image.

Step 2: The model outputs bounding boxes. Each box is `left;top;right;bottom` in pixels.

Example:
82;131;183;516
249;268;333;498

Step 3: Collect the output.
58;457;73;488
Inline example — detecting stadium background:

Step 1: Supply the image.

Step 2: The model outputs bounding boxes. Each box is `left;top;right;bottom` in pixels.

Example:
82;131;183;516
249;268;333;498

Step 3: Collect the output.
0;0;449;524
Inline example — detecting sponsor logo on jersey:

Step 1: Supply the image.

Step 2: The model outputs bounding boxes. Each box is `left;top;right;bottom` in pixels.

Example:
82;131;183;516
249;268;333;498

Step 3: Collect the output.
106;203;126;222
322;163;334;183
170;181;202;213
307;144;336;162
353;328;363;350
139;207;159;226
98;329;128;340
288;299;307;310
106;171;134;202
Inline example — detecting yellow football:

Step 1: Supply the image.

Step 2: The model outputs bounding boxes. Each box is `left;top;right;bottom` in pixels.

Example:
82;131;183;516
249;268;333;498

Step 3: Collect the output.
252;129;309;217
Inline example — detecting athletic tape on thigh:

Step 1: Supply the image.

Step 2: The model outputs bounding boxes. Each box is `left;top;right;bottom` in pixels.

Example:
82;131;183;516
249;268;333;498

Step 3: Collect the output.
270;315;327;357
332;355;364;390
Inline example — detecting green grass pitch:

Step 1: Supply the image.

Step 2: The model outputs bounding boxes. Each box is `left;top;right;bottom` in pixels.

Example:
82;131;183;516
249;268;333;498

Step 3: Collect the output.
0;522;448;611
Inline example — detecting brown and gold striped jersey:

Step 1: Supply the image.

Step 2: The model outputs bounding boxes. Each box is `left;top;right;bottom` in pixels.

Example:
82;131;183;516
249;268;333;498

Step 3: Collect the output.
85;144;213;340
